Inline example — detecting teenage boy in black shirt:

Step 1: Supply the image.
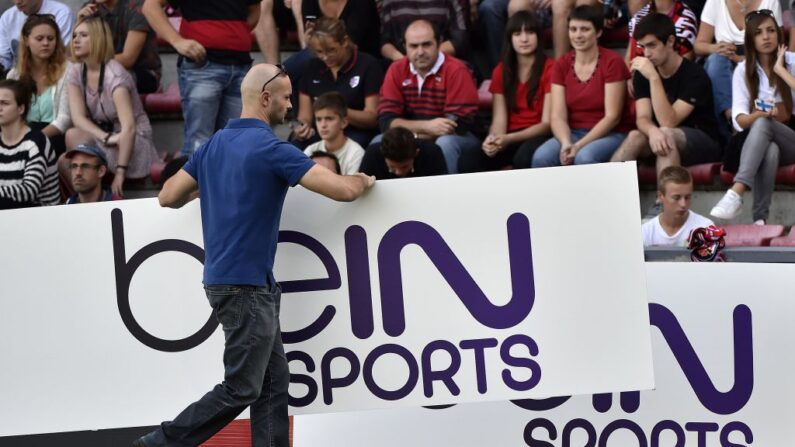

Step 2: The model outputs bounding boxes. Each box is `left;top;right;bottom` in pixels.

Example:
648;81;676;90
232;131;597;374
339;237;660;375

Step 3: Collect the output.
611;13;721;177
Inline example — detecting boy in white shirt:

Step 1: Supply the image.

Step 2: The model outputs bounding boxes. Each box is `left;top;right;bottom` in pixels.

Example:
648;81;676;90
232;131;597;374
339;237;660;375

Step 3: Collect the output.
642;166;714;247
303;92;364;175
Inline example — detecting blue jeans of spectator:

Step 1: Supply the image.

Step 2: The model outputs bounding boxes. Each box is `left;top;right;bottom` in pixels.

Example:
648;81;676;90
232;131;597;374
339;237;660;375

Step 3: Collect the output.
438;132;481;174
139;284;289;447
479;0;509;70
178;59;250;155
532;129;626;167
703;53;735;143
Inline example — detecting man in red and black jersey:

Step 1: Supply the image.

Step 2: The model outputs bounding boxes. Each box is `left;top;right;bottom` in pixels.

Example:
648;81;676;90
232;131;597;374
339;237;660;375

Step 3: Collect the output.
377;19;480;174
143;0;261;155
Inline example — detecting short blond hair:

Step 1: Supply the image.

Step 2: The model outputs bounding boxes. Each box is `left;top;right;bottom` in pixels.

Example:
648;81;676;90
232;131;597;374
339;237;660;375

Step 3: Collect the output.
657;166;692;194
72;16;115;65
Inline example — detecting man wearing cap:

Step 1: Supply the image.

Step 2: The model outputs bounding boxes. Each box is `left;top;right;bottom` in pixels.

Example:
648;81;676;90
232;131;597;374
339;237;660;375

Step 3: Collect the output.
64;144;119;204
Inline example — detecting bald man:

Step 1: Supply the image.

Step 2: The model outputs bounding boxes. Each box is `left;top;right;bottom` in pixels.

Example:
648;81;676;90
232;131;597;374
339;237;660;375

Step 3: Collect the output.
135;64;374;447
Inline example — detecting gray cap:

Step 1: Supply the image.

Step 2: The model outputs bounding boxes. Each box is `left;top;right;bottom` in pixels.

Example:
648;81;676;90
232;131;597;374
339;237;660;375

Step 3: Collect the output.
65;144;108;166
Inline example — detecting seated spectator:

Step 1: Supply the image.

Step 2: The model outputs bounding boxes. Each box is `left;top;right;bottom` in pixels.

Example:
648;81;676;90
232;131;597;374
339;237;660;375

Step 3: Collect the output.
64;143;120;203
642;165;713;246
461;11;552;172
0;0;74;74
281;0;380;110
0;79;58;208
77;0;163;94
302;92;364;174
611;14;720;181
711;11;795;224
292;17;383;148
65;16;157;197
310;150;341;173
379;0;469;61
532;5;631;167
6;14;71;156
143;0;259;155
360;126;448;179
694;0;781;139
377;19;479;174
625;0;697;65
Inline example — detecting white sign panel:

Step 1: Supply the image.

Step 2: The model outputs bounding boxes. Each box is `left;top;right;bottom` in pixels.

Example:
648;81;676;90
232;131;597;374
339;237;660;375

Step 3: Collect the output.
0;164;653;437
294;262;792;446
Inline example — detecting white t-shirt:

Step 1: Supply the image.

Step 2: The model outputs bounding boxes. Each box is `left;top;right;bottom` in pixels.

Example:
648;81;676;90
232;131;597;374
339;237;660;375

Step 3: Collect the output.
642;211;714;247
0;0;75;70
700;0;782;44
731;52;795;131
304;138;365;175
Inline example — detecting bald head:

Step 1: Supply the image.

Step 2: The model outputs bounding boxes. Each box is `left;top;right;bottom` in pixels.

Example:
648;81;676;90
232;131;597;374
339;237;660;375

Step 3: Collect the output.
241;64;287;104
240;64;293;124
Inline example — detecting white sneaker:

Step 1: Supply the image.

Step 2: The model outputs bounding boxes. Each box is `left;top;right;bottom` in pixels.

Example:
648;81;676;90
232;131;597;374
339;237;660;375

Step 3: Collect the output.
711;190;743;220
754;219;766;225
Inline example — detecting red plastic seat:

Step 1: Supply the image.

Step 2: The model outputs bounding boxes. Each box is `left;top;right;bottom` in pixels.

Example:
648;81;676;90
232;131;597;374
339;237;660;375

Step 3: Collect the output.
144;82;182;115
722;164;795;185
637;162;720;185
770;228;795;246
775;164;795;185
722;224;785;247
478;80;492;111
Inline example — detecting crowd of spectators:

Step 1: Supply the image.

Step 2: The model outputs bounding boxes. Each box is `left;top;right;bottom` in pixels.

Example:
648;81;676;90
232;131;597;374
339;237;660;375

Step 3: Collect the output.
1;0;795;244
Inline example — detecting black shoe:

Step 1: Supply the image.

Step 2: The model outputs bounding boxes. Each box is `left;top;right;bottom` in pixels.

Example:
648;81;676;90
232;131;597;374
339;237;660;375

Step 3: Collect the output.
132;438;147;447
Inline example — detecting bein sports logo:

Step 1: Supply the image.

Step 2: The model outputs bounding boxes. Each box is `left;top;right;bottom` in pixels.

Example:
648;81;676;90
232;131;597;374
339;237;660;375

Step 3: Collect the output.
518;305;754;447
111;209;541;403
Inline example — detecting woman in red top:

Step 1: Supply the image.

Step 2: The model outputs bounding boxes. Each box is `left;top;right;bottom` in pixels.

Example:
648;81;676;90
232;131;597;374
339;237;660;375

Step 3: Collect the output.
460;11;553;172
532;5;632;167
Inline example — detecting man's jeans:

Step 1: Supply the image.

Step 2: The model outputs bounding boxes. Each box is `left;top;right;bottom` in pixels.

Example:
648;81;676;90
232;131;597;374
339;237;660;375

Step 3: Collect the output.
178;59;249;155
139;284;289;447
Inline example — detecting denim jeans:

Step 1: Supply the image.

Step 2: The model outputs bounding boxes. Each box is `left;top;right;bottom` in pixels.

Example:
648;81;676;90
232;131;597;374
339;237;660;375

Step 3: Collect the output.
532;129;626;167
703;53;735;142
734;118;795;221
478;0;509;70
139;284;289;447
178;59;250;155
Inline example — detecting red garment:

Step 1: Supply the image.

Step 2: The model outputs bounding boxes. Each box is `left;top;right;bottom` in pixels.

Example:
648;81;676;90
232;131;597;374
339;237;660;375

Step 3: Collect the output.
489;58;554;132
551;47;633;132
378;56;478;128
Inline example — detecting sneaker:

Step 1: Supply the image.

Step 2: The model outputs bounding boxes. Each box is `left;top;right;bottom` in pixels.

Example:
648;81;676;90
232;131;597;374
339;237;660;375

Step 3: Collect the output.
710;190;743;220
642;201;662;223
754;219;766;225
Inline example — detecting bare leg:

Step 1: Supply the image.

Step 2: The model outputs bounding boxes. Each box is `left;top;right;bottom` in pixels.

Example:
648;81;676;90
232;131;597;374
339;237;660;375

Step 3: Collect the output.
610;129;651;162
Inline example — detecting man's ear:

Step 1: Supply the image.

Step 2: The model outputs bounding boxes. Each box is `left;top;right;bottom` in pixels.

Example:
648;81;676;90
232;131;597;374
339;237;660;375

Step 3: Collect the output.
656;190;664;204
341;116;349;129
99;165;107;177
260;89;271;108
667;34;676;49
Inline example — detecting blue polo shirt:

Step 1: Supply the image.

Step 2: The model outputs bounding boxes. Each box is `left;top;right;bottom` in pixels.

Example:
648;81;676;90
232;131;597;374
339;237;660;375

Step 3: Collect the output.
183;118;315;286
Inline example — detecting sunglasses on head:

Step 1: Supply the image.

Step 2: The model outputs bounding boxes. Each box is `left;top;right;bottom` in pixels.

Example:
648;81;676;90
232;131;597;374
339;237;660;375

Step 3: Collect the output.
745;9;774;23
261;64;287;92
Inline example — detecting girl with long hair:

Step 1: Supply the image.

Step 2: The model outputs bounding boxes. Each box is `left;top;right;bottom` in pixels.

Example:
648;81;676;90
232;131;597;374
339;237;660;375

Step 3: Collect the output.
460;11;553;172
7;14;71;156
65;16;157;197
711;10;795;223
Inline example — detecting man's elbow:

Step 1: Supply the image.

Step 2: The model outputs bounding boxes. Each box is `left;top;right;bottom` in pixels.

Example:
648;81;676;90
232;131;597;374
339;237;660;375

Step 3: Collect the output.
158;191;179;208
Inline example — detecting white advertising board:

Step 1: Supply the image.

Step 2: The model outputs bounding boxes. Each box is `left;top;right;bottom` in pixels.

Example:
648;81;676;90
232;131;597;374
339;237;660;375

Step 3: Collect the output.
294;262;792;446
0;163;653;437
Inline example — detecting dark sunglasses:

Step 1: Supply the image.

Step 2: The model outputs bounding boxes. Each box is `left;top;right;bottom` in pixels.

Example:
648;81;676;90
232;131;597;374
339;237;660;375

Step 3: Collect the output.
261;64;287;92
745;9;774;23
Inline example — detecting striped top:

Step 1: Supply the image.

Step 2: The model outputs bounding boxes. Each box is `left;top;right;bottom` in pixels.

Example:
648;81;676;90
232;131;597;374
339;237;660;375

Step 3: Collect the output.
0;129;59;207
378;54;478;132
